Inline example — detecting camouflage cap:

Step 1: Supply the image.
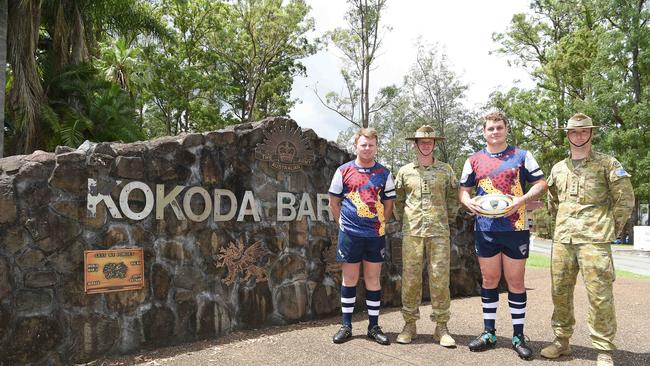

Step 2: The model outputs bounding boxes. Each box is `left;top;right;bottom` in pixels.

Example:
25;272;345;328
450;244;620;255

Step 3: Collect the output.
405;125;446;140
557;113;601;130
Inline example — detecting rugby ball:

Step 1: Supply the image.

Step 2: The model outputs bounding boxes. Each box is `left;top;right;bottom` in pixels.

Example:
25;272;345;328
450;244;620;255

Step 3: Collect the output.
472;194;514;217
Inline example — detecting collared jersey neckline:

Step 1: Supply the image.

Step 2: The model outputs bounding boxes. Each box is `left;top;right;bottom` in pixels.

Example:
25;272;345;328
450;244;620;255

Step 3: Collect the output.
353;161;378;173
484;145;513;158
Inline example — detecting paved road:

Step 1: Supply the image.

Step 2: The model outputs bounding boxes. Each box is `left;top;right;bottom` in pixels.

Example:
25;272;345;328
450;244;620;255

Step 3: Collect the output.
530;237;650;276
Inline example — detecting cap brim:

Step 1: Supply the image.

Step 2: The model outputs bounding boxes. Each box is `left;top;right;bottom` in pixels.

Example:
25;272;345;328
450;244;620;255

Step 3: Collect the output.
405;136;446;141
555;125;601;130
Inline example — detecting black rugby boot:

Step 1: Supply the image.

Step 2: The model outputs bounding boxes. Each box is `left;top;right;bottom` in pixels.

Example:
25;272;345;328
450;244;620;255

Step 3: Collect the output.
367;325;390;345
512;334;534;360
468;331;497;352
332;325;352;344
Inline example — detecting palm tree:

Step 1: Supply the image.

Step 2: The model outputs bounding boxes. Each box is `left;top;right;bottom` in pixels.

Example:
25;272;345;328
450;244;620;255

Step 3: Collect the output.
6;0;167;155
7;0;45;153
41;0;169;70
42;63;144;149
0;0;7;158
96;37;141;92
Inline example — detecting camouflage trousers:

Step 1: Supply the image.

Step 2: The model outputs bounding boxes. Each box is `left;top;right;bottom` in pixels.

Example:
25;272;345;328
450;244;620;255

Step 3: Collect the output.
551;242;616;351
401;235;450;323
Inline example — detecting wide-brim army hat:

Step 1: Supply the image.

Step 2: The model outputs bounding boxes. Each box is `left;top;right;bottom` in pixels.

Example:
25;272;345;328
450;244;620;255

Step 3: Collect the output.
556;113;601;130
405;125;446;140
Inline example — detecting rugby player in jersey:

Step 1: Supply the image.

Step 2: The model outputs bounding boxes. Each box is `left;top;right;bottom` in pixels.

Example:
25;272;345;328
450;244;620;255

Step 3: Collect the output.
329;127;395;345
458;112;548;360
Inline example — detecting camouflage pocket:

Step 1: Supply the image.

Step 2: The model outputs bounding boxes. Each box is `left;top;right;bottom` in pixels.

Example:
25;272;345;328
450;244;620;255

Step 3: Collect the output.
580;171;608;205
403;173;421;205
431;172;446;193
580;244;615;284
555;172;569;201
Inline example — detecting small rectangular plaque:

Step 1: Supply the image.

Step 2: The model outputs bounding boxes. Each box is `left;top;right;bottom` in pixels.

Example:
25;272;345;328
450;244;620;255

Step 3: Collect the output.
84;248;144;294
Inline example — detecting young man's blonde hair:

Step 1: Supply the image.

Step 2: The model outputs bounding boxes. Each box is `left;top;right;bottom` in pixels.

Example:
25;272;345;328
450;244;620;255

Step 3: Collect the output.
353;127;379;145
483;111;509;129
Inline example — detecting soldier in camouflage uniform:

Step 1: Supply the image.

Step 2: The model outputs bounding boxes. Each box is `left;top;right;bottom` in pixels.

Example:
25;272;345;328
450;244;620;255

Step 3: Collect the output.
393;125;460;347
542;113;635;366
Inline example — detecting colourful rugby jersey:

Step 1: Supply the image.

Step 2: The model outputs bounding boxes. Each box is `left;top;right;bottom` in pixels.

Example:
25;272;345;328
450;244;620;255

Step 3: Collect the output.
329;161;396;237
460;146;544;233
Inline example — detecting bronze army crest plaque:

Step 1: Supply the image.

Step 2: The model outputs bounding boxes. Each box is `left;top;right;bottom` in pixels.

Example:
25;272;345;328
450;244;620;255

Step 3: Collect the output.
84;248;144;294
255;122;314;172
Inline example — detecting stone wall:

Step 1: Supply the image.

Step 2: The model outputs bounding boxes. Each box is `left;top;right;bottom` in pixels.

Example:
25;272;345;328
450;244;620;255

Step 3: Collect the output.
0;118;480;365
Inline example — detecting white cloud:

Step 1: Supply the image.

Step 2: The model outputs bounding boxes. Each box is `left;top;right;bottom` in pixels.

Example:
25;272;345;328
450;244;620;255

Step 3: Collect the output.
290;0;535;141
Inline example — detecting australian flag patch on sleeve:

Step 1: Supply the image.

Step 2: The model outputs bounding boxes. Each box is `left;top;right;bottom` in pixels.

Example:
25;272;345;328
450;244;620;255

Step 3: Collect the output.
615;168;630;177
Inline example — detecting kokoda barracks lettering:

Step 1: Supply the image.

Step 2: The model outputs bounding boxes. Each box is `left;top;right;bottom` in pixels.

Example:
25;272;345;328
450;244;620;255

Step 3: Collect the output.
86;178;333;222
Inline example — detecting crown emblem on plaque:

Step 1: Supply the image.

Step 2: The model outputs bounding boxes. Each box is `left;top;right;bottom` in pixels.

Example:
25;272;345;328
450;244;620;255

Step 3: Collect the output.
277;141;296;163
255;120;314;172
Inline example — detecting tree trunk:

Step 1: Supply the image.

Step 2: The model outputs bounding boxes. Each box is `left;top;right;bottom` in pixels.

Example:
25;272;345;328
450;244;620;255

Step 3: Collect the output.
364;59;370;128
627;201;639;245
631;45;641;104
631;0;645;104
0;0;7;158
247;80;262;123
52;1;68;71
70;4;89;65
7;0;45;154
360;0;368;128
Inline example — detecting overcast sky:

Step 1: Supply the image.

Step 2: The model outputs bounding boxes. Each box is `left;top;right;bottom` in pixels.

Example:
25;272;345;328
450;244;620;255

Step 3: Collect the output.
288;0;535;141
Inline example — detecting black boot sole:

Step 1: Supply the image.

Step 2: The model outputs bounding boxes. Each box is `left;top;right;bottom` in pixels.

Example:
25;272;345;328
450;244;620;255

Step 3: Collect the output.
469;343;496;352
514;348;534;360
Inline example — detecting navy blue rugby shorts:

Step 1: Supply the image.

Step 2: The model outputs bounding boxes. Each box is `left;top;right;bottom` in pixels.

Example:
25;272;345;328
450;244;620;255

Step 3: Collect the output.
336;229;386;263
475;231;530;259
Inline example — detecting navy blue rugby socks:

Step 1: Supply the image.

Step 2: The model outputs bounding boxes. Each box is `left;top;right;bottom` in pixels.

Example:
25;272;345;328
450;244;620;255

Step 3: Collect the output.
366;289;381;329
481;287;498;334
340;285;356;327
509;291;527;336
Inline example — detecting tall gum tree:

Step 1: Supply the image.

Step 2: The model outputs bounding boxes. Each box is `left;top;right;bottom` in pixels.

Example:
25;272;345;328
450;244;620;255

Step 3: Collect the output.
210;0;316;123
403;42;476;170
320;0;396;128
139;0;316;136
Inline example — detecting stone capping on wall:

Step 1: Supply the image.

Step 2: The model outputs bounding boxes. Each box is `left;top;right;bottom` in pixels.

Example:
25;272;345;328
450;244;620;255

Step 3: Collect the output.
0;117;480;365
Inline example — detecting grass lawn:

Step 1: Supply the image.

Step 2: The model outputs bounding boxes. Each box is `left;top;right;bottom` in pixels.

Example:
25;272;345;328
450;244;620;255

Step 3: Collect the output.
526;253;650;280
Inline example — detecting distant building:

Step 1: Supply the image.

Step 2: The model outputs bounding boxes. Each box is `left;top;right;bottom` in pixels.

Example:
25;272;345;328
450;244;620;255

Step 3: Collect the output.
526;200;544;232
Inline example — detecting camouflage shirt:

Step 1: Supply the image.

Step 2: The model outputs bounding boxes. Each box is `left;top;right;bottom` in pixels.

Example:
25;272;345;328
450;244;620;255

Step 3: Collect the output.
547;150;635;244
394;160;459;237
